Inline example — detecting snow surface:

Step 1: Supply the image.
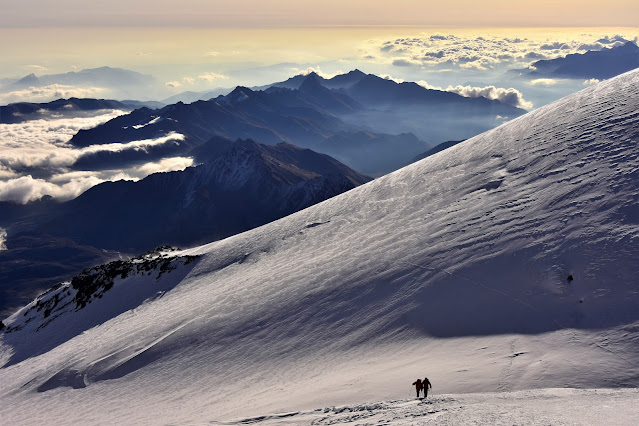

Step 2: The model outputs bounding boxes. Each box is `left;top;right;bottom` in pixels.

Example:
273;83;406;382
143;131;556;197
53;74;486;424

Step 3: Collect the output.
1;69;639;424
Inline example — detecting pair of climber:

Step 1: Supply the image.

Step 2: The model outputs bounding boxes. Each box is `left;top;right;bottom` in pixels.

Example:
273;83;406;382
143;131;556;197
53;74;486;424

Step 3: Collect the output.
412;377;432;398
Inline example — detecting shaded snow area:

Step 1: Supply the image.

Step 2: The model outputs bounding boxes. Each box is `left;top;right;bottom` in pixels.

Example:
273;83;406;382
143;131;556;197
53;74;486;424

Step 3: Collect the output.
1;69;639;424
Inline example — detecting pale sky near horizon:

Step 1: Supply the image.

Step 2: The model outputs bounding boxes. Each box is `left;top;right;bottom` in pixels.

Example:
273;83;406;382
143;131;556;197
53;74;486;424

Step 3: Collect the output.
2;0;638;27
1;1;638;204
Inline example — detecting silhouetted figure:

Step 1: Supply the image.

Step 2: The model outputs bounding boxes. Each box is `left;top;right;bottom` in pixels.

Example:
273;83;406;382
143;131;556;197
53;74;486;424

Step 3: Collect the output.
412;378;422;398
422;377;432;397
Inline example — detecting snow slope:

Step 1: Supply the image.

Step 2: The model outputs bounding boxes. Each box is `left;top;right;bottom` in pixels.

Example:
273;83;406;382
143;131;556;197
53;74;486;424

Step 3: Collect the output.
1;69;639;424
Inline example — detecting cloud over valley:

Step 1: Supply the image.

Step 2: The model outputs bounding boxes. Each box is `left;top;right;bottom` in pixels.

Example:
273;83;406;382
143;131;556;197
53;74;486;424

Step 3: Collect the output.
0;111;194;203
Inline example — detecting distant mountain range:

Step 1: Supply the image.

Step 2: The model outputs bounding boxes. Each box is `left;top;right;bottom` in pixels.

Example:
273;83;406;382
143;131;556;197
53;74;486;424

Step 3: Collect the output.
514;41;639;80
43;139;371;251
70;70;525;176
4;67;153;91
0;98;128;124
0;67;157;103
161;88;231;104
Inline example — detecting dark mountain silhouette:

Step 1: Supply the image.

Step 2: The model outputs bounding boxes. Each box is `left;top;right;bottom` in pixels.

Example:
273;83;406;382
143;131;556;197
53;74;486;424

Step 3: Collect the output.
161;88;231;105
67;71;524;176
0;234;117;319
70;86;351;149
37;139;372;252
272;70;520;112
0;98;130;124
409;139;466;164
515;41;639;80
0;196;119;318
268;71;524;142
323;69;367;89
295;73;362;113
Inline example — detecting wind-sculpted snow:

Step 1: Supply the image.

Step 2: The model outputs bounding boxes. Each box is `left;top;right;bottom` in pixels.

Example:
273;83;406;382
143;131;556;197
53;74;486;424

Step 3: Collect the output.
1;70;639;424
211;389;639;425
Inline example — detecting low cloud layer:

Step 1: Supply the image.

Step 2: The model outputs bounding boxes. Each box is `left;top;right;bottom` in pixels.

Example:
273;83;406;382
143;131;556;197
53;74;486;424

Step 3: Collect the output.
198;72;229;82
372;33;636;73
0;111;194;203
417;81;533;109
0;85;106;105
293;66;344;80
449;85;533;109
529;78;559;86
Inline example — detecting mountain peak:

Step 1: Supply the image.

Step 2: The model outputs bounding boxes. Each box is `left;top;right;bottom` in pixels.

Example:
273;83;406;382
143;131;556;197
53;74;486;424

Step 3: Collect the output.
14;73;40;86
299;72;327;92
618;40;639;51
347;69;366;76
222;86;254;103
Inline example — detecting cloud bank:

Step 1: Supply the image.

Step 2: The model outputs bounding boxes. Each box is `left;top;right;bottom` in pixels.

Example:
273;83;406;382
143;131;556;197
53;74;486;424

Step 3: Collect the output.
448;85;533;109
373;33;635;72
417;81;532;109
198;73;229;82
293;66;344;80
0;85;106;105
0;111;194;203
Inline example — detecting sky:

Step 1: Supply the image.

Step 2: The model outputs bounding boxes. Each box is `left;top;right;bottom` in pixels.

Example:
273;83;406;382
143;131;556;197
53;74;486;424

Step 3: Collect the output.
0;1;638;203
2;1;639;27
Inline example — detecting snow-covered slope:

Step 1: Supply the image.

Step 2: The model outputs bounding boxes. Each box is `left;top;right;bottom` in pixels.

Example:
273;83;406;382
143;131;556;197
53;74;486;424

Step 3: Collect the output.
1;70;639;424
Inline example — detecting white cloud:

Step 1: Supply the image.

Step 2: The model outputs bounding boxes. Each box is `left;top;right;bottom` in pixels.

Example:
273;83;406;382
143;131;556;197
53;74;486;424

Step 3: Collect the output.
0;111;194;203
583;78;600;85
183;77;195;84
529;78;559;86
0;85;106;105
371;32;633;73
0;111;127;172
24;65;47;72
416;80;441;90
0;164;17;179
132;157;193;179
378;74;404;83
417;81;533;109
205;51;219;57
0;155;194;204
0;174;100;203
447;85;533;109
292;66;343;79
459;61;489;70
165;81;183;88
80;132;185;156
0;227;6;251
198;72;230;82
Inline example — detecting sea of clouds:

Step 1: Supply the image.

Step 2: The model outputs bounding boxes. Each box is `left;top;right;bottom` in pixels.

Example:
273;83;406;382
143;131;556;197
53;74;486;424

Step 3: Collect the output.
366;33;637;109
0;110;193;203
